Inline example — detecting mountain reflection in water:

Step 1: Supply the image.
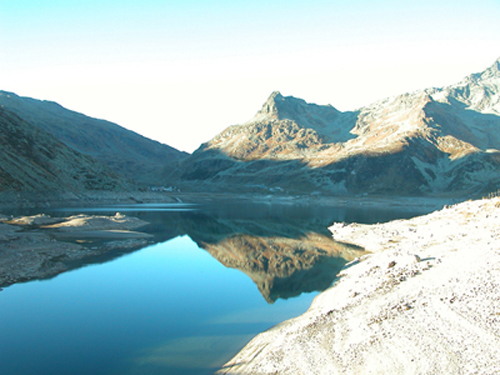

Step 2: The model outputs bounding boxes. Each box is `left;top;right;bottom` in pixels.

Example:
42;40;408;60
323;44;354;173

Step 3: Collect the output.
63;200;421;303
200;232;365;303
168;207;365;303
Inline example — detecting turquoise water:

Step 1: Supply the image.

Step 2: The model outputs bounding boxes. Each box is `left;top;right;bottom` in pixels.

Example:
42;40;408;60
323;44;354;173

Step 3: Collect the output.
0;201;437;375
0;235;320;375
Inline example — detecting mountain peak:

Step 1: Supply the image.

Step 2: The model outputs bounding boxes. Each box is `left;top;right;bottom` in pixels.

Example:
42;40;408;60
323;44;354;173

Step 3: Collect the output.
256;91;283;116
249;91;340;125
269;90;283;99
492;56;500;72
480;56;500;79
442;57;500;114
462;57;500;84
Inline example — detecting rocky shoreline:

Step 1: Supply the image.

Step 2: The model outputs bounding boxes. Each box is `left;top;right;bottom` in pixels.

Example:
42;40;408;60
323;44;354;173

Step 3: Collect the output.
218;197;500;374
0;213;152;288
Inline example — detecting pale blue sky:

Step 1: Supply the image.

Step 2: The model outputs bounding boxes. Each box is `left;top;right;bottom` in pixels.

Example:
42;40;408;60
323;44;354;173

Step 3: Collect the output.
1;0;499;152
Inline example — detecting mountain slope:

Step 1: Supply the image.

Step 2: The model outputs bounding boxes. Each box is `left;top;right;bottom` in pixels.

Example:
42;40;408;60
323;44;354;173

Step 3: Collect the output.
0;91;188;185
0;108;127;193
198;91;350;161
172;58;500;197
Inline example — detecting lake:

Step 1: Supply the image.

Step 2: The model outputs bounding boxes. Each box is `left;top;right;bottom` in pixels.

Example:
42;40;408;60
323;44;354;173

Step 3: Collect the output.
0;199;439;375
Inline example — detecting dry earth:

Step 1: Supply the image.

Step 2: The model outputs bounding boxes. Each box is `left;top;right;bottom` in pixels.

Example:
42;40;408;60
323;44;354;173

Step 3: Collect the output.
0;213;151;287
218;197;500;374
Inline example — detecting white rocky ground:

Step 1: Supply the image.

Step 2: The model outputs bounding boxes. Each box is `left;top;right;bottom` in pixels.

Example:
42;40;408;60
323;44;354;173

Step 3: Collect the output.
218;197;500;374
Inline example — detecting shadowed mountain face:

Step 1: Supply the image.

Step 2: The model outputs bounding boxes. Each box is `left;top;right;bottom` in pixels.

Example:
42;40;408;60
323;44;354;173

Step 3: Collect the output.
171;58;500;197
0;91;188;185
0;108;127;193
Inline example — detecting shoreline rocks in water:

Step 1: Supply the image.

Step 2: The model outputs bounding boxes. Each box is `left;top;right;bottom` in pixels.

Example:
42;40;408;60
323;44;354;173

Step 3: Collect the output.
0;213;152;288
218;197;500;374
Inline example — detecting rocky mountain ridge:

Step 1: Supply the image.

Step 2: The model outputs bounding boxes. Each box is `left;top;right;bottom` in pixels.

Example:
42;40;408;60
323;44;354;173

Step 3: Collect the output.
172;57;500;197
201;91;350;161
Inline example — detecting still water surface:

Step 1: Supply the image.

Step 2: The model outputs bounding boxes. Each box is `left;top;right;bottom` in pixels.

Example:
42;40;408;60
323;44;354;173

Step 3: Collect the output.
0;200;437;375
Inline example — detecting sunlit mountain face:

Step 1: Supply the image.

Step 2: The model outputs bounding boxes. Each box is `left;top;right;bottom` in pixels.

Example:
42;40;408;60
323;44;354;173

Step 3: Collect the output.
171;58;500;198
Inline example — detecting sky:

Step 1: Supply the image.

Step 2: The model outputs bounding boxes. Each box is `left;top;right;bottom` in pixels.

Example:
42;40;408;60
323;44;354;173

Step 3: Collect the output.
1;0;500;153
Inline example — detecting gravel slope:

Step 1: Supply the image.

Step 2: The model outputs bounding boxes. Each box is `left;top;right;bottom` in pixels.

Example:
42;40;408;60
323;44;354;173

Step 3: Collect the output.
218;197;500;374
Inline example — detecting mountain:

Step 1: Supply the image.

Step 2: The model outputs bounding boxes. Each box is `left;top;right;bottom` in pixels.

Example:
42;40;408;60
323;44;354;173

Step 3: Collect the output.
171;57;500;197
204;91;348;160
0;91;188;185
0;108;127;194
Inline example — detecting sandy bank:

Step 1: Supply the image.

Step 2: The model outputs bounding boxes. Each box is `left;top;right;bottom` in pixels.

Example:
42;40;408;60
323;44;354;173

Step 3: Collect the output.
0;213;152;288
219;197;500;374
